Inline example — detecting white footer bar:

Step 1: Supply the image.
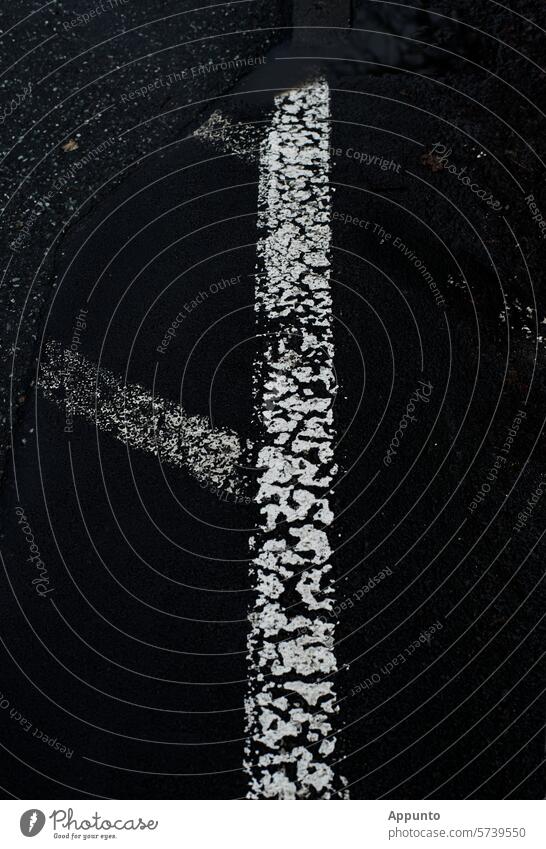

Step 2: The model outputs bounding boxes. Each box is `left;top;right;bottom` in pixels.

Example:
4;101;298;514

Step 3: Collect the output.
1;799;543;848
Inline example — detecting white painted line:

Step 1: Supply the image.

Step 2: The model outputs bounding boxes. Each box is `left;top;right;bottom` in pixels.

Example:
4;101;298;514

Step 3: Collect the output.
244;78;346;799
39;340;242;490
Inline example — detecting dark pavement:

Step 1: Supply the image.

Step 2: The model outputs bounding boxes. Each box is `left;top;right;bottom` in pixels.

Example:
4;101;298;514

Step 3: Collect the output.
0;1;544;800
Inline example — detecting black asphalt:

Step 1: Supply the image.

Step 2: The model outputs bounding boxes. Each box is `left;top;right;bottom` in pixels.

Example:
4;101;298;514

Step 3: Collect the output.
0;1;544;800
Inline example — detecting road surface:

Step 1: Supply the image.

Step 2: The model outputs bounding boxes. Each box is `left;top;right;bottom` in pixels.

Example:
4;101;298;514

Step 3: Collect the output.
0;0;544;800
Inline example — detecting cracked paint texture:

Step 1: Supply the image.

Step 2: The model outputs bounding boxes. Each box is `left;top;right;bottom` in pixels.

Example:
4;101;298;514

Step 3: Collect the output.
244;78;346;800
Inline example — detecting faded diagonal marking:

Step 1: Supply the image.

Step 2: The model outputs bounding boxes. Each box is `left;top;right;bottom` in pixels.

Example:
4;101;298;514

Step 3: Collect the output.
39;341;241;489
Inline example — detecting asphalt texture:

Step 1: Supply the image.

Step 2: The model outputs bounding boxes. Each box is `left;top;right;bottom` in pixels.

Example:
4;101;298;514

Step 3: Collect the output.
0;1;545;800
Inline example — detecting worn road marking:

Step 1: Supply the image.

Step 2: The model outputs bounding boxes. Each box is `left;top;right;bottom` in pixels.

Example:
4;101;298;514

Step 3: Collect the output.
194;110;260;159
39;340;241;490
244;78;345;799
